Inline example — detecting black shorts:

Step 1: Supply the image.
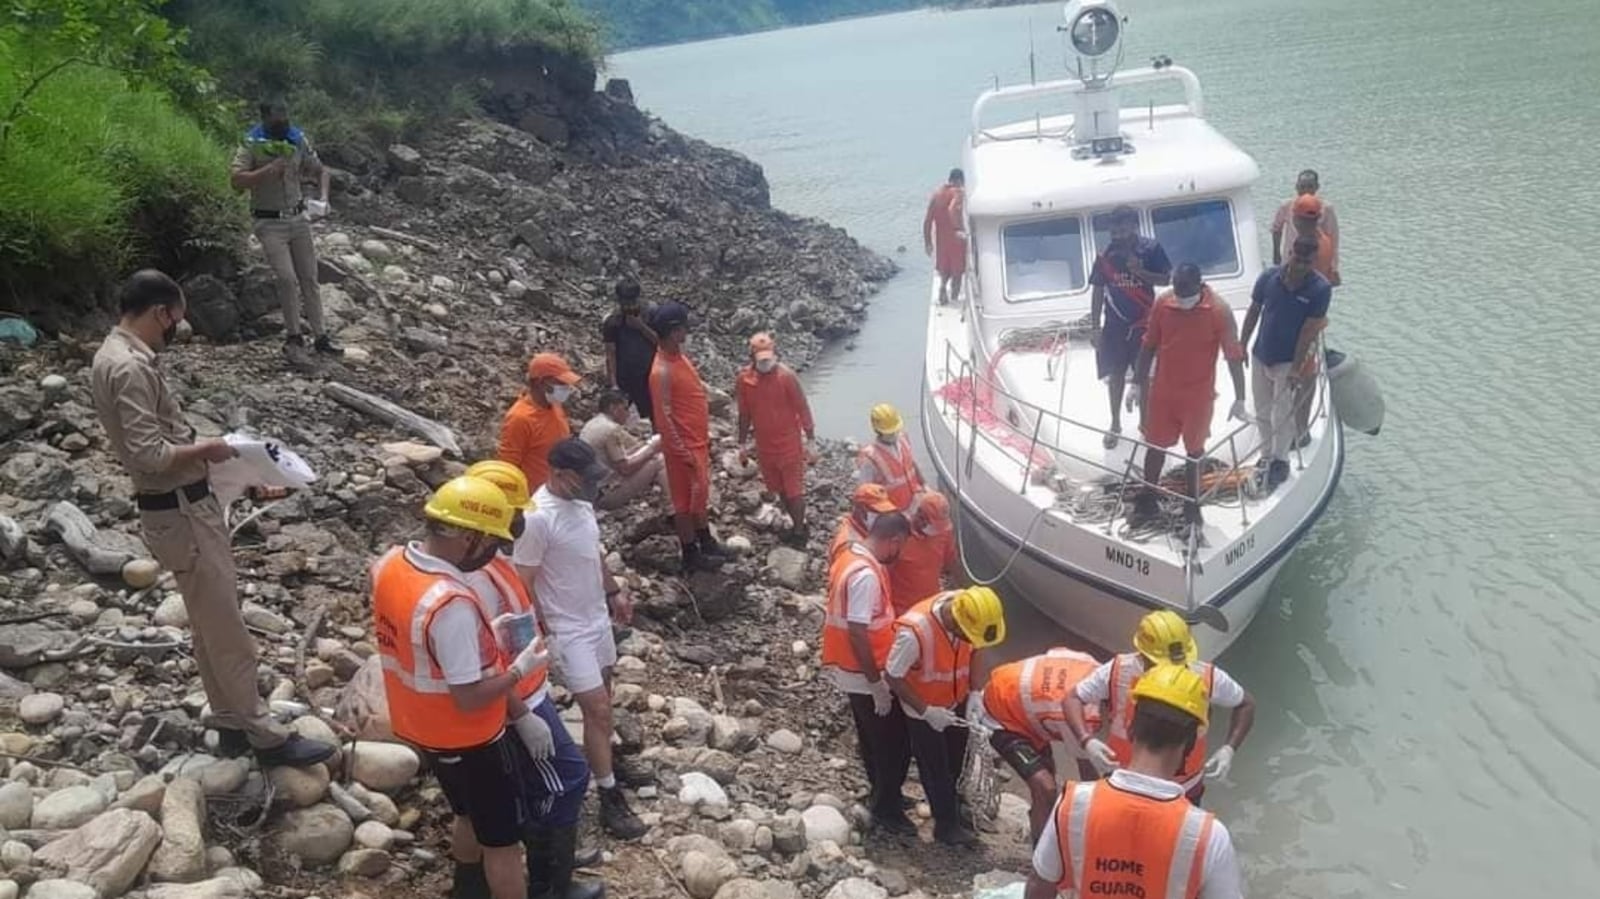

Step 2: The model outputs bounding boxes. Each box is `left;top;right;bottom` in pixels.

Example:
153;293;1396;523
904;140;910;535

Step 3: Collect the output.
425;732;528;848
990;727;1056;780
1096;316;1144;380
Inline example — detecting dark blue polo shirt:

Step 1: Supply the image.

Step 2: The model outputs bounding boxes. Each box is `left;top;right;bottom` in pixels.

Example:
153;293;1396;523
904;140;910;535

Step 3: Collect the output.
1090;236;1172;325
1250;266;1332;365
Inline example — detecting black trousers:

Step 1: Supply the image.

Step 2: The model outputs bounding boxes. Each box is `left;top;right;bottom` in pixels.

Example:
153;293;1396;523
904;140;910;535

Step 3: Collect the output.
906;710;966;828
847;693;910;818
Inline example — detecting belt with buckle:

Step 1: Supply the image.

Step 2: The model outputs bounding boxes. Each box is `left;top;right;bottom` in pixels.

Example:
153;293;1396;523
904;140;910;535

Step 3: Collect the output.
136;479;211;512
252;204;305;219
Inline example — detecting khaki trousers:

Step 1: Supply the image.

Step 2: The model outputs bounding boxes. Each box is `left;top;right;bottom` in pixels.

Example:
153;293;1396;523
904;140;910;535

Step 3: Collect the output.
140;493;287;748
254;217;324;339
595;457;668;511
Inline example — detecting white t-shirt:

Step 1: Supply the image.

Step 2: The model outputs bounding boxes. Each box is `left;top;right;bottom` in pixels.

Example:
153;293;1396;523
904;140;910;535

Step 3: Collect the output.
1032;770;1243;899
828;562;888;696
403;544;492;686
511;486;608;637
1075;658;1247;709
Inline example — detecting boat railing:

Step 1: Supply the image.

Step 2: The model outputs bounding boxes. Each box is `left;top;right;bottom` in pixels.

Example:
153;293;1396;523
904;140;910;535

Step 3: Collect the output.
936;336;1330;532
969;66;1205;145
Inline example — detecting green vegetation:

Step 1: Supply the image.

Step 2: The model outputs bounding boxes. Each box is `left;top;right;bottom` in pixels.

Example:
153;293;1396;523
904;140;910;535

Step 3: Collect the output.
0;1;241;307
575;0;920;48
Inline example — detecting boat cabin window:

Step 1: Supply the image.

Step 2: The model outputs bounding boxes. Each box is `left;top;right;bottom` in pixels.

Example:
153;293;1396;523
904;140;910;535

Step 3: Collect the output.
1001;217;1086;301
1151;200;1240;277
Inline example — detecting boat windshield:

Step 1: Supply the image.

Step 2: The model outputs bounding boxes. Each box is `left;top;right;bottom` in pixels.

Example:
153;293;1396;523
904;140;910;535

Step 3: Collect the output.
1001;216;1086;301
1151;199;1240;276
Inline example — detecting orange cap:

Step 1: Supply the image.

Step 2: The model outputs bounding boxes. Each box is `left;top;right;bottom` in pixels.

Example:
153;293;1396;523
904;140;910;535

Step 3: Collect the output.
917;491;950;522
1292;194;1323;218
527;352;581;385
852;483;899;514
749;332;777;362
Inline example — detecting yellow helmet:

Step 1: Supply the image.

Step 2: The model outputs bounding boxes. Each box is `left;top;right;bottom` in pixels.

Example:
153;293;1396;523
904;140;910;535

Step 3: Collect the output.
949;586;1006;648
1130;663;1210;727
870;403;904;436
424;476;515;541
1133;610;1198;665
465;460;536;510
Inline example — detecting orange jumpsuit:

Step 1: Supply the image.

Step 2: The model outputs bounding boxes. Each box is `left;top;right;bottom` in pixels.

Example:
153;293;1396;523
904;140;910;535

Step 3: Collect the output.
651;349;711;516
924;184;967;279
888;527;956;615
735;363;814;500
497;394;570;492
1141;287;1243;457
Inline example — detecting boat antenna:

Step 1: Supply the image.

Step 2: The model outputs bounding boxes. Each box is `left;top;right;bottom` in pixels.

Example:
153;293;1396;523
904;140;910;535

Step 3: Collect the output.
1028;17;1037;86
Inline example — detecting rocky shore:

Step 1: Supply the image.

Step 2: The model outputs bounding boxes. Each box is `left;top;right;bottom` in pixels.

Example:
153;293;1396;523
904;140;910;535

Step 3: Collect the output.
0;87;1028;899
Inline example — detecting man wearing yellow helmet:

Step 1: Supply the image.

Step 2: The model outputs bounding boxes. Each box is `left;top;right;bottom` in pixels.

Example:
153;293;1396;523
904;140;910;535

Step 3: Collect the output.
462;462;603;899
1026;664;1243;899
1063;610;1255;805
856;403;926;509
371;477;553;899
882;585;1006;845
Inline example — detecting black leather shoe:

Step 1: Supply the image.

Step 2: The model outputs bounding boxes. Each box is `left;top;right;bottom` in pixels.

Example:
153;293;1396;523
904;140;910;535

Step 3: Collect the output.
871;812;918;836
253;734;337;767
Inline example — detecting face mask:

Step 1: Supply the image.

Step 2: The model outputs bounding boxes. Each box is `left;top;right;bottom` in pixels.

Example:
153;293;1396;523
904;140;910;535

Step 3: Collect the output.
755;358;777;374
459;537;499;573
576;480;601;503
862;511;879;531
547;385;574;405
1175;291;1202;310
878;434;898;446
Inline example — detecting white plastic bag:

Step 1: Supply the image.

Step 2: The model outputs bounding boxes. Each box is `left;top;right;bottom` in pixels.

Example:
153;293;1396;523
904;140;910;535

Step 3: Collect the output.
209;433;318;511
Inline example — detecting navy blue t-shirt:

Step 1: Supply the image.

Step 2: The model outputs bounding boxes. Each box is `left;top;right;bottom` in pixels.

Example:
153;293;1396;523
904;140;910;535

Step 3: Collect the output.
1250;267;1332;365
1090;236;1172;324
601;308;658;391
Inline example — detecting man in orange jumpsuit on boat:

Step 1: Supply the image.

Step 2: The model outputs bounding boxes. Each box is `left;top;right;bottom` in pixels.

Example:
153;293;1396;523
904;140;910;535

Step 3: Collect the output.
736;332;816;543
888;491;959;615
857;403;925;509
650;303;729;572
1131;262;1248;530
498;353;581;492
923;168;967;306
830;483;900;561
1026;664;1243;899
1062;611;1255;807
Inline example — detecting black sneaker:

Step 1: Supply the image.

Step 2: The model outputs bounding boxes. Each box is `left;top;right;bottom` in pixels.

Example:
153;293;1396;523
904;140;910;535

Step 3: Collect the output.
933;821;979;846
313;335;344;356
871;812;918;836
1267;459;1291;490
598;787;647;841
253;733;338;768
682;543;722;573
696;530;729;560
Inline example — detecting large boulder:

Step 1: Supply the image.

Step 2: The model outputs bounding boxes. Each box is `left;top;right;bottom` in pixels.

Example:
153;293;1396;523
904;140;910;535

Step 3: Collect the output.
0;449;73;502
179;275;240;341
148;778;206;882
350;742;419;793
0;782;33;829
823;880;887;899
33;808;162;898
25;881;97;899
271;804;353;865
680;850;737;899
32;785;107;830
800;804;850;847
266;764;329;808
764;547;808;589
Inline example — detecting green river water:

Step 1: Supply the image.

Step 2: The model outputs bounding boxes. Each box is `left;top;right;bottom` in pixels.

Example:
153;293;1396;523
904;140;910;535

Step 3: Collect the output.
616;1;1600;894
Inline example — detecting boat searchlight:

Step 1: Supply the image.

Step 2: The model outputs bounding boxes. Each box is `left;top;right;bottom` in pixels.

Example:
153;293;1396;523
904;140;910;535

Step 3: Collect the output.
1061;0;1128;159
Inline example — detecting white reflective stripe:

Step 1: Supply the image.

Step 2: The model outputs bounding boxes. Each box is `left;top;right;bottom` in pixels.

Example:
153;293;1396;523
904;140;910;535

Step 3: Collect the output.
863;443;910;489
1108;653;1141;743
1164;805;1212;899
1017;656;1059;735
380;654;452;694
826;554;889;630
1063;781;1095;892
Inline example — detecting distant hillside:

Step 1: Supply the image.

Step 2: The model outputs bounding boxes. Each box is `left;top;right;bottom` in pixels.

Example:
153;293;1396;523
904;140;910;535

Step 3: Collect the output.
576;0;923;49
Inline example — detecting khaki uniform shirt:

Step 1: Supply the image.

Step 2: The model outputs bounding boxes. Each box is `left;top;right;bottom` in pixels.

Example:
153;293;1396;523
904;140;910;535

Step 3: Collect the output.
229;132;320;213
91;327;208;493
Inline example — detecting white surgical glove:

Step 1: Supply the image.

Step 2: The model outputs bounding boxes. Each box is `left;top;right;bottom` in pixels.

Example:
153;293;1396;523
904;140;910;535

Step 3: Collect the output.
922;706;955;732
513;711;554;760
1204;745;1234;780
305;199;329;220
509;635;548;681
868;679;893;717
1228;400;1248;422
1084;737;1118;773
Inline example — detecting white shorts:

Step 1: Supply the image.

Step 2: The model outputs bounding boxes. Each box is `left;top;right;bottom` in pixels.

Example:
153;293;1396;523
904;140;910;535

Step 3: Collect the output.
551;626;617;695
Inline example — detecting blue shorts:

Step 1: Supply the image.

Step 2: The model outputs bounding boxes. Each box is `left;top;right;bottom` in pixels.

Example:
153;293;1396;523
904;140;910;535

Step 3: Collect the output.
1096;316;1145;380
512;697;591;829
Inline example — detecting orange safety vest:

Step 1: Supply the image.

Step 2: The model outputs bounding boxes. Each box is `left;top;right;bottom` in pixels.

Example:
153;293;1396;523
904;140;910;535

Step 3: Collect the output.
856;434;923;509
829;514;866;561
820;544;895;677
1107;653;1214;792
1051;780;1216;899
982;648;1102;749
890;593;973;710
371;547;507;751
476;556;550;702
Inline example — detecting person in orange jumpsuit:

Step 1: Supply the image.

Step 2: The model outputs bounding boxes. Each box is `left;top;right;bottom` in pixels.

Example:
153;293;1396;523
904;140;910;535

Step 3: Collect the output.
649;303;727;572
830;483;899;561
1131;263;1247;531
888;491;959;615
735;332;816;543
923;168;967;306
497;352;581;492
